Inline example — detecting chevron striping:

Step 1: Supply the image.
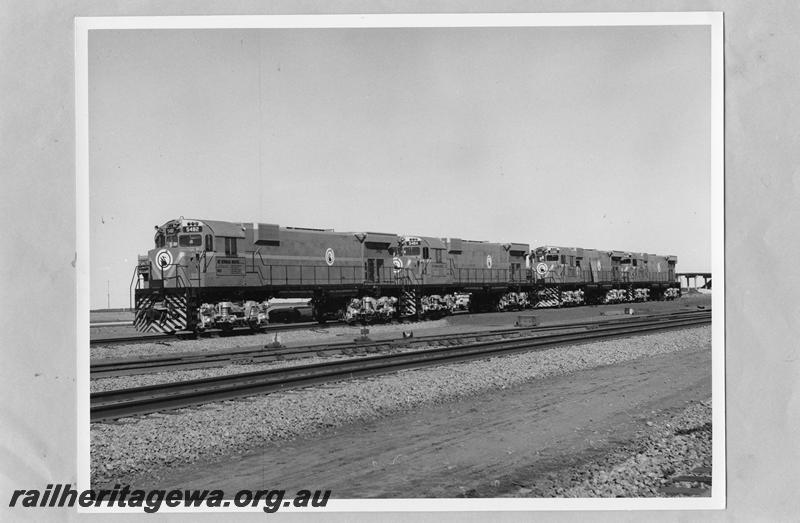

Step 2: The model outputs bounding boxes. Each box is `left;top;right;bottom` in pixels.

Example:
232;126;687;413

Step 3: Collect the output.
534;287;561;308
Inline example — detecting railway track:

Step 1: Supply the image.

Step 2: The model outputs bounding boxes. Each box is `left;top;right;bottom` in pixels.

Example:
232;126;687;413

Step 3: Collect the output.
90;309;709;379
89;320;343;346
659;466;712;496
90;310;710;421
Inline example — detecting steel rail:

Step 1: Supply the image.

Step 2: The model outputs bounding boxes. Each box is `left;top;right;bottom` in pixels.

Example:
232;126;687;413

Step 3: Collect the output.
90;312;710;421
89;320;344;346
659;466;712;496
90;309;710;379
90;321;133;328
90;333;174;346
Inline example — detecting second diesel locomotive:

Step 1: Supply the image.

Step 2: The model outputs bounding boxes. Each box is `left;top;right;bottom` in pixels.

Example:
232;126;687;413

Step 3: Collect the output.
132;217;678;333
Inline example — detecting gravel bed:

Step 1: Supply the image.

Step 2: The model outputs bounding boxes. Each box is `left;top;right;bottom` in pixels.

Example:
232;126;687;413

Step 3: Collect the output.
90;325;599;392
91;325;710;486
91;352;390;393
90;319;449;360
505;399;713;498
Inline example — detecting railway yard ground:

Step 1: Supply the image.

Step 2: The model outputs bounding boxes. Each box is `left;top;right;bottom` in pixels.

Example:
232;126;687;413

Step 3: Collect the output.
90;293;710;357
90;293;713;498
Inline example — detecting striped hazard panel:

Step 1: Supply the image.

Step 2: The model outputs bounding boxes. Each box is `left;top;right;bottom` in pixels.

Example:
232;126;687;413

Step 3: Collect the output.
533;287;561;308
400;289;418;317
134;294;188;333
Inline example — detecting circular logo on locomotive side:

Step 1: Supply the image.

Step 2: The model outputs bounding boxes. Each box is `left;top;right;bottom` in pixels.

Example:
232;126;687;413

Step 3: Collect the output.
325;248;335;266
392;257;403;272
536;262;548;276
155;249;173;269
486;254;493;269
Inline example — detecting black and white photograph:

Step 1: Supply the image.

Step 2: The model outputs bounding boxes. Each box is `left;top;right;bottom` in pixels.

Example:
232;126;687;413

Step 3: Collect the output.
76;14;724;512
10;1;800;521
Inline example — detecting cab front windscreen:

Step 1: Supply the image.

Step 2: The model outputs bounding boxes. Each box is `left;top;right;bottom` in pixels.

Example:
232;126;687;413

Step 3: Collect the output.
179;234;203;247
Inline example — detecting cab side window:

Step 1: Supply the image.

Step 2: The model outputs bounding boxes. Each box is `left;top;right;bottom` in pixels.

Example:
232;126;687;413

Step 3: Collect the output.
205;234;213;252
423;247;429;259
224;237;238;256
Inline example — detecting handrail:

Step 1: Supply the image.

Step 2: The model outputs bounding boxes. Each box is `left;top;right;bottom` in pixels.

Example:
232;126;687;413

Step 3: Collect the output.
532;269;675;285
129;265;140;309
141;257;677;289
202;250;215;272
152;261;194;289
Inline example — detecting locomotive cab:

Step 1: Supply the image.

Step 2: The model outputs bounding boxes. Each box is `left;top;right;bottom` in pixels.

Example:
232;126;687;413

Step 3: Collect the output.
531;246;584;282
397;236;424;281
532;246;565;278
619;253;652;282
397;236;448;284
532;247;564;265
140;218;214;289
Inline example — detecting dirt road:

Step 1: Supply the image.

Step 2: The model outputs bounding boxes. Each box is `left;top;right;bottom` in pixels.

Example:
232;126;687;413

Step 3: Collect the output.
140;345;711;497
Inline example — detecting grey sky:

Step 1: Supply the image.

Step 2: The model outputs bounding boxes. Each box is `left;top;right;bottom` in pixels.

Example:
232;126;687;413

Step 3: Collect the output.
89;25;710;309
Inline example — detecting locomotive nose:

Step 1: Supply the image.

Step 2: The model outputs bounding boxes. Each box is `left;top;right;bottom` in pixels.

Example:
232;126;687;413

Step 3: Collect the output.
152;248;174;271
155;250;171;269
150;247;186;281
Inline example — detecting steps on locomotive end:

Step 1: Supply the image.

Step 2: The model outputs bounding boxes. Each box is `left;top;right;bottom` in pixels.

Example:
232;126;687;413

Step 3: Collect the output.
400;288;418;318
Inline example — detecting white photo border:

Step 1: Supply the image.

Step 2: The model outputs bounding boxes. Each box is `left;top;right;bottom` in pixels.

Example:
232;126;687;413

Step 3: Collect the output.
76;11;725;512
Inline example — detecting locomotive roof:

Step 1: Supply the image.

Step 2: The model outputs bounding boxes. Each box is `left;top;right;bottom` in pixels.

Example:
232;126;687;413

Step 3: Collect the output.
534;245;676;259
176;219;403;243
360;232;400;245
506;242;530;252
198;220;247;238
404;236;446;249
165;220;674;259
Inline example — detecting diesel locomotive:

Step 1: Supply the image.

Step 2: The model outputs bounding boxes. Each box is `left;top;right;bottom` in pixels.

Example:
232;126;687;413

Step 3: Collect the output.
132;217;679;333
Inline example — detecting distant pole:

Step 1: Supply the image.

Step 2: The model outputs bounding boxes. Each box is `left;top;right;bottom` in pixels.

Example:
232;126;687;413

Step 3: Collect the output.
107;280;110;310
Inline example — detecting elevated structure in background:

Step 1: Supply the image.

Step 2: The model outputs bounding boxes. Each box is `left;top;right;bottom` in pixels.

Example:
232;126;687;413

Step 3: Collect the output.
677;272;711;290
